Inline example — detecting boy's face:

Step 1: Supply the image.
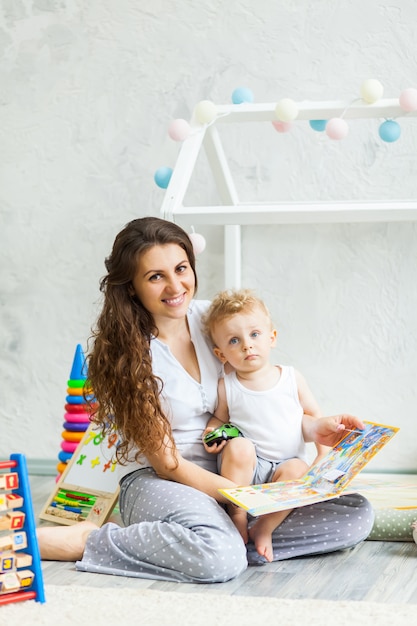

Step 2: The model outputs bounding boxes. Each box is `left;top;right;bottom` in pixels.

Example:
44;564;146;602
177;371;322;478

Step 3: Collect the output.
211;307;277;372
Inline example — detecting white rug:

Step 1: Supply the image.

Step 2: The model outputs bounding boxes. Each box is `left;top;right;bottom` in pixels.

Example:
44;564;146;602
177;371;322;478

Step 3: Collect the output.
0;584;415;626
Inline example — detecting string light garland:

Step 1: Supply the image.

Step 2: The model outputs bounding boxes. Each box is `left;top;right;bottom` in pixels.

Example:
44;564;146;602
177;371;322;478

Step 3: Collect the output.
153;80;417;247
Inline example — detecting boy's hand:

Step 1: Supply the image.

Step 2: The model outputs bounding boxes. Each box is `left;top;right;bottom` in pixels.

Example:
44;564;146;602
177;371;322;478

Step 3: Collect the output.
202;427;227;454
303;414;365;447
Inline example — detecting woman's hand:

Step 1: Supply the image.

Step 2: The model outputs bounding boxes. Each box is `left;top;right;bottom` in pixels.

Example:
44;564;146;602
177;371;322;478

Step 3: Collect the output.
303;414;365;447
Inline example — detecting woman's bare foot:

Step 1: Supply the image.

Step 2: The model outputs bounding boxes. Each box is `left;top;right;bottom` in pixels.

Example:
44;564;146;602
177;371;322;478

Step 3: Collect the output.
36;521;99;561
248;522;274;562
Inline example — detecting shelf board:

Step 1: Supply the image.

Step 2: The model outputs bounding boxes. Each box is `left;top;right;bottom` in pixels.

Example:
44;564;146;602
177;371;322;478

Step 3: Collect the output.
214;99;417;123
170;201;417;226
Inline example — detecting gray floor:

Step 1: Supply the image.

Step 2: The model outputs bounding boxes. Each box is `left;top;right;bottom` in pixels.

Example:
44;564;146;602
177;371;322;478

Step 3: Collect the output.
31;474;417;604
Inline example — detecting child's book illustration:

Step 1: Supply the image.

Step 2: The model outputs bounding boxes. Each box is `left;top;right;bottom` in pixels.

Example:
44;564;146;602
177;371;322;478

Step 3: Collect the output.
219;421;399;517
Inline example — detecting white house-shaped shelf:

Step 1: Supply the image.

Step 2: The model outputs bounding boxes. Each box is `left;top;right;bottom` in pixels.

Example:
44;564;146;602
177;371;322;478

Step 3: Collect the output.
159;99;417;287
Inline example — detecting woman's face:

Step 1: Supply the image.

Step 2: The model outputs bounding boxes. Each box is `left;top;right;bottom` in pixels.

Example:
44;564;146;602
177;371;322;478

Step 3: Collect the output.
131;243;196;323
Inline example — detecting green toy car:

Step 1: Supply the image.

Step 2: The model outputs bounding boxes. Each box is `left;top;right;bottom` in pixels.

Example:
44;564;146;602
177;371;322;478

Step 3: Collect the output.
204;423;243;447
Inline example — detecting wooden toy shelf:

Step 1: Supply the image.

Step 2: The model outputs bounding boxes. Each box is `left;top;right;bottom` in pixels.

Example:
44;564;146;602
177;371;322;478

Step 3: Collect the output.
0;453;45;606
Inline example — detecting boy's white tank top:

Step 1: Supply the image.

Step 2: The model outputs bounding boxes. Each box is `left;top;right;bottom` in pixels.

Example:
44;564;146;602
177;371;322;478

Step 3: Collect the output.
223;366;308;463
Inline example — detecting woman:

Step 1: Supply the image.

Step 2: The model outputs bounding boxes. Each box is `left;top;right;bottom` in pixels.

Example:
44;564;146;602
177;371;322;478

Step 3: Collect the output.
37;217;374;582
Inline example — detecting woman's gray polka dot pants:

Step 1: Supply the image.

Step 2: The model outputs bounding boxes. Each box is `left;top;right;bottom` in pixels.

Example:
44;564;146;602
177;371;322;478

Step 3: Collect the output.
76;469;374;582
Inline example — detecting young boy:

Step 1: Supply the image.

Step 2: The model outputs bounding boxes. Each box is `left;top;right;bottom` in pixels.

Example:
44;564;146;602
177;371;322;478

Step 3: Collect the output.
202;289;329;562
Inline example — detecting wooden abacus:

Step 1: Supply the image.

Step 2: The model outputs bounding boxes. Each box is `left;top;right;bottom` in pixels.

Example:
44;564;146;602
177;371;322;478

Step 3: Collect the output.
0;454;45;605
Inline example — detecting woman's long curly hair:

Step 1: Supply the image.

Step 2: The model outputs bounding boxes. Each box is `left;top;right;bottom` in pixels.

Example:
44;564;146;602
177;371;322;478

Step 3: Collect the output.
86;217;197;465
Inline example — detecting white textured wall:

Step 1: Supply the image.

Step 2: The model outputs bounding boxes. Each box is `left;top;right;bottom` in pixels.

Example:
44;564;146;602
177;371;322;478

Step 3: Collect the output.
1;0;416;472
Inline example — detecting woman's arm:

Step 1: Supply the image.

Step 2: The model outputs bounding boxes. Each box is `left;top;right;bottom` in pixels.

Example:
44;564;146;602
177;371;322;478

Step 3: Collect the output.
147;441;236;503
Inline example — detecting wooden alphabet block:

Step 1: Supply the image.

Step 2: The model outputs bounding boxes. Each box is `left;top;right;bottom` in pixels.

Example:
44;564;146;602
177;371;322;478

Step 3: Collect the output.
0;472;19;491
15;552;32;568
8;511;25;530
6;493;24;509
12;531;27;551
0;553;16;573
0;493;7;511
16;570;34;588
0;572;20;594
0;535;13;551
0;511;25;531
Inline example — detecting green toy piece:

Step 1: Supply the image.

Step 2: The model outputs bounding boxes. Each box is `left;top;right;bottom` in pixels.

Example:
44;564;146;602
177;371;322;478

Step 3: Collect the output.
204;423;243;447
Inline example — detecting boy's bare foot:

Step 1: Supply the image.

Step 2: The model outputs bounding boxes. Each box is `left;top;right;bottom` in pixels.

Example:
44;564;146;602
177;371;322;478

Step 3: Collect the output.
228;505;249;544
248;523;274;562
36;521;99;561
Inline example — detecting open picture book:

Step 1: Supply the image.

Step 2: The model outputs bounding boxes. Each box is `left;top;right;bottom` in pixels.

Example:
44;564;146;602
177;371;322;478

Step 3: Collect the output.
219;421;399;517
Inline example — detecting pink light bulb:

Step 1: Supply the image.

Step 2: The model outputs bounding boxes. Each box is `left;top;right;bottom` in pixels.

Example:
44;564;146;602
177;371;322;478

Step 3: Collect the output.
399;88;417;112
168;119;191;141
326;118;349;140
272;120;293;133
189;232;206;255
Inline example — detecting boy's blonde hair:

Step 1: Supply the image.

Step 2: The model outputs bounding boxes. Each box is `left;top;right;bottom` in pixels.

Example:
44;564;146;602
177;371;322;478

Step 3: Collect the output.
203;289;273;344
